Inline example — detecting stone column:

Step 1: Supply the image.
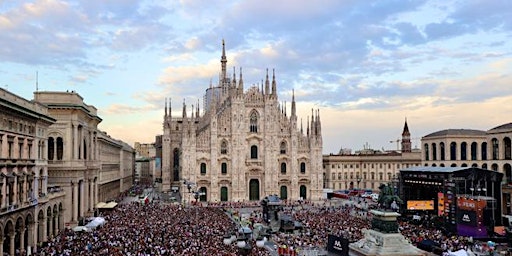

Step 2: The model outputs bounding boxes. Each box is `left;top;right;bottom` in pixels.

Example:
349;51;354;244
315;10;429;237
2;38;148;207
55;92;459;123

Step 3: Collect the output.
0;182;4;208
41;216;47;242
19;227;25;254
53;214;58;235
88;179;92;211
13;176;18;206
94;178;98;207
9;231;15;256
89;131;93;160
28;222;35;252
52;137;57;162
73;182;78;221
42;167;48;193
48;213;53;238
0;236;4;256
73;124;78;160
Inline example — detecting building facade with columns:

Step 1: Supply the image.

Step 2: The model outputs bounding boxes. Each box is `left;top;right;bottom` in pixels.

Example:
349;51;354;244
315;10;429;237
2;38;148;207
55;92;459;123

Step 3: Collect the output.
33;91;134;227
161;41;323;202
323;120;421;191
421;122;512;215
0;88;64;255
97;131;134;202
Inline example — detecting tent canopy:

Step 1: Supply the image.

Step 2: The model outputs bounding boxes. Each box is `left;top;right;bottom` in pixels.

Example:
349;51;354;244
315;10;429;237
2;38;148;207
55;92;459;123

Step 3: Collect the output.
448;249;468;256
72;226;90;232
85;217;106;229
95;201;118;209
105;201;118;208
95;202;107;208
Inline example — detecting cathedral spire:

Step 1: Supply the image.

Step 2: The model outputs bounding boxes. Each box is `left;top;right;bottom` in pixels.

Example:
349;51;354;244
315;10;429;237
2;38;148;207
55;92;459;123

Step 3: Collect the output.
307;116;310;137
316;109;321;136
182;99;187;118
271;69;277;96
300;118;303;134
191;104;194;118
168;98;172;118
196;99;200;117
265;68;270;95
232;67;236;87
165;98;168;117
311;109;315;135
238;67;244;92
291;89;296;117
221;39;227;83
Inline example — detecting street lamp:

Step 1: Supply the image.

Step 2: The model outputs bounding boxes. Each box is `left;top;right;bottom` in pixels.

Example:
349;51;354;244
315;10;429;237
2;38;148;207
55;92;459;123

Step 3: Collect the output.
357;177;362;189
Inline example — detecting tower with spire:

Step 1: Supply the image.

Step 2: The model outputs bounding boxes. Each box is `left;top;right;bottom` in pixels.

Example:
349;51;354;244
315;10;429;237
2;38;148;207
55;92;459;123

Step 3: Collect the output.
161;40;323;202
401;118;412;152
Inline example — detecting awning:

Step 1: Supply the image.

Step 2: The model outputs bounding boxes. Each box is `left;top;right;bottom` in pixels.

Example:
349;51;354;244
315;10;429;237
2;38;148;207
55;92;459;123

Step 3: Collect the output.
104;201;118;209
95;202;107;208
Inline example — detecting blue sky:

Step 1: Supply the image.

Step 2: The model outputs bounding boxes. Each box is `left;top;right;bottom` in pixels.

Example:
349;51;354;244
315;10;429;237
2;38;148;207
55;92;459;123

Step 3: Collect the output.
1;0;511;154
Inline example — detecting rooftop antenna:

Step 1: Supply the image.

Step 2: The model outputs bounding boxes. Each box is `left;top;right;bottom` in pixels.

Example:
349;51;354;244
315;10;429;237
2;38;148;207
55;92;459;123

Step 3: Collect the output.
36;71;39;92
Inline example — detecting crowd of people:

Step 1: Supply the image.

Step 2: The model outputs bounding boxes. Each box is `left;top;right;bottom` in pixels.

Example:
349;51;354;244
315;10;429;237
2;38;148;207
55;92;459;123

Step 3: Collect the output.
33;188;507;256
35;201;268;256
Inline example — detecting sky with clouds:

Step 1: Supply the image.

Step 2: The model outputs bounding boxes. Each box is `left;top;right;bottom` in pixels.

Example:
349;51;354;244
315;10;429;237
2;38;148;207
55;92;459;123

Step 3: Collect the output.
2;0;511;154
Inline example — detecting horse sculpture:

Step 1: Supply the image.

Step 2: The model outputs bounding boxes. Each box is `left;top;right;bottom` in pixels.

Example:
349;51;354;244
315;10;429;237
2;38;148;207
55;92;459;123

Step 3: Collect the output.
377;183;403;211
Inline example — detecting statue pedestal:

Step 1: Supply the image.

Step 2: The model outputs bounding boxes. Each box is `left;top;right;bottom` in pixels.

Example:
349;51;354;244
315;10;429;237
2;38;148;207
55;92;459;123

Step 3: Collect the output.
349;210;427;256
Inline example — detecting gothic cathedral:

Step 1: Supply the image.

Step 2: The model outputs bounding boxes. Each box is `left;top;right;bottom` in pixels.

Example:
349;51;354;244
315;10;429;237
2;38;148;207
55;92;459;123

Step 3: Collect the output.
161;41;323;202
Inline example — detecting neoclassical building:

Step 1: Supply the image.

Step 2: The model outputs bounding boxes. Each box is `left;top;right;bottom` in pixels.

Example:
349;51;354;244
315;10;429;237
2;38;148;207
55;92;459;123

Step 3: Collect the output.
323;120;421;191
33;91;134;225
421;122;512;214
162;41;323;202
0;88;64;255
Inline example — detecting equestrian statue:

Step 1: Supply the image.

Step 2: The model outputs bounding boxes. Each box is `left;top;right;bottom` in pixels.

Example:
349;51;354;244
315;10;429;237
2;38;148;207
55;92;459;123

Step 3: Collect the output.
377;183;402;212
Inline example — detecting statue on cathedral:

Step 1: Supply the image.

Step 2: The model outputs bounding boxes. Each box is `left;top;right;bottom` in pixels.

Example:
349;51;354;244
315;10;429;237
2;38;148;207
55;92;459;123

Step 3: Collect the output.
377;183;402;212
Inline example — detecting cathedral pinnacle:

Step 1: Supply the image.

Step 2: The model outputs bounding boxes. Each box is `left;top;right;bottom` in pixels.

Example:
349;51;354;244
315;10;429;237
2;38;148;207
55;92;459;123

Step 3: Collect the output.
220;39;227;84
232;67;236;87
291;89;296;117
182;99;187;118
165;97;168;117
271;69;277;95
265;68;270;95
239;67;244;92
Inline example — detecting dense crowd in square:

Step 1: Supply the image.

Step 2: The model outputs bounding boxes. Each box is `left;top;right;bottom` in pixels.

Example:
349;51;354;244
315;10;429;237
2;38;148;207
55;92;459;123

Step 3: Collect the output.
31;188;506;256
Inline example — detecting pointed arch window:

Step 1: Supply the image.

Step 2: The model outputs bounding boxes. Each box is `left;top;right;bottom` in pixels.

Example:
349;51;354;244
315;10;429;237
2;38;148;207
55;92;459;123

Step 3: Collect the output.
221;162;227;174
249;111;258;133
250;145;258;159
280;141;287;154
200;163;207;175
300;162;306;174
280;162;287;174
220;140;228;154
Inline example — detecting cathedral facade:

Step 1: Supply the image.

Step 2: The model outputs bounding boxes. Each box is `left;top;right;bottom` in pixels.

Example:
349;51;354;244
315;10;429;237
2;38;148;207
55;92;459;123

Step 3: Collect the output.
162;41;323;202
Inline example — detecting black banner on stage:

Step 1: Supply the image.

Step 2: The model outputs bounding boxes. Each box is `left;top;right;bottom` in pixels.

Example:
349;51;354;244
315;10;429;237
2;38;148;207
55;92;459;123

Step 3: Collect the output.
326;234;349;256
456;209;477;227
